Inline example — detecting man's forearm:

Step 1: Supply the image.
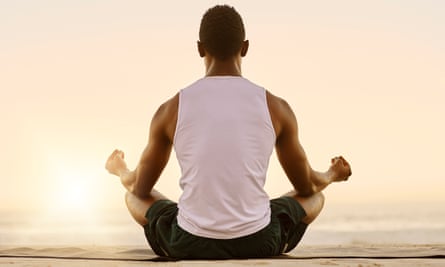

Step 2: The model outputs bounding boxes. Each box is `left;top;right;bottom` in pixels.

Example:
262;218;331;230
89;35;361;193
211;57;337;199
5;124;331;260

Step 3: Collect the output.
119;167;155;199
118;169;136;193
310;169;335;193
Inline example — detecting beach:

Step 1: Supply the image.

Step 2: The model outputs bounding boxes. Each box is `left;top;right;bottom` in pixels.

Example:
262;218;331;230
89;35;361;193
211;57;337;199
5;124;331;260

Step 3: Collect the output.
2;202;444;246
1;244;444;266
1;202;444;266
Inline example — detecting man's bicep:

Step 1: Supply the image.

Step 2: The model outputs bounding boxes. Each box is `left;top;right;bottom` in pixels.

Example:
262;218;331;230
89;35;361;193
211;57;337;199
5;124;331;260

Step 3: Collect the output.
142;102;173;169
275;106;314;195
133;105;173;196
276;132;310;178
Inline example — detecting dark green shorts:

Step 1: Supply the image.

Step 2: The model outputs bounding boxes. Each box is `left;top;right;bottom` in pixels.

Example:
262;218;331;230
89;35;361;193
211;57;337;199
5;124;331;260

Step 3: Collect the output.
143;197;307;259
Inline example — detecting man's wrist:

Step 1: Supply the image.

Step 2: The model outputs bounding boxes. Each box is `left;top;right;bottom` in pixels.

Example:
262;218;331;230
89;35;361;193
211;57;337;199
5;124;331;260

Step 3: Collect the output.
328;169;338;182
118;168;130;177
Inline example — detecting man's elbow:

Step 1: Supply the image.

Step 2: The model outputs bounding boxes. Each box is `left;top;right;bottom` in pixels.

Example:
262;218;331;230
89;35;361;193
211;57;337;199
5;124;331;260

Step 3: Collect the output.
130;186;151;199
290;173;317;197
295;184;317;197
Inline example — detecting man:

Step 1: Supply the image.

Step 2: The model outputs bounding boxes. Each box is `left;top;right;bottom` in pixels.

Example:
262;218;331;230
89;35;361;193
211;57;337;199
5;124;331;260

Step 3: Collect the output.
106;5;351;259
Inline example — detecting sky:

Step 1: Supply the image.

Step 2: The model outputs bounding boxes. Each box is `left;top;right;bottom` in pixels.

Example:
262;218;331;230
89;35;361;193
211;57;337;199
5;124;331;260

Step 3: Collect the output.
1;0;444;216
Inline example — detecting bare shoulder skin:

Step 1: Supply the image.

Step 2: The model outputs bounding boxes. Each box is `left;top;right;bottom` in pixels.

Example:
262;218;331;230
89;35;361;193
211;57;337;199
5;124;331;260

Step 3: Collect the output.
266;91;351;197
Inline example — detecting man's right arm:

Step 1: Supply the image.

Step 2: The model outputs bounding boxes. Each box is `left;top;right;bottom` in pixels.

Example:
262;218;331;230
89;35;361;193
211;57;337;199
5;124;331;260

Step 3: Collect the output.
267;91;351;197
106;94;178;198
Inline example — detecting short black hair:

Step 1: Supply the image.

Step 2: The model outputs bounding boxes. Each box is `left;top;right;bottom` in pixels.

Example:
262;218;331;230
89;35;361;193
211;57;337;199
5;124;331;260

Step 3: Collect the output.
199;5;245;60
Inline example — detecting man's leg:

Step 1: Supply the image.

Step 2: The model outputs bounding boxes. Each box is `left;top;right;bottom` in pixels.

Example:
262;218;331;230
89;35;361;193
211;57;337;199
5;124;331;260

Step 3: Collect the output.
125;189;168;226
283;191;325;224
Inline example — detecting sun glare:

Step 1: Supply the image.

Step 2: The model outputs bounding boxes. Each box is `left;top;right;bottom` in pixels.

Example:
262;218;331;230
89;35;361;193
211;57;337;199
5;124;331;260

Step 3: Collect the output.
47;169;98;215
56;175;89;211
35;165;111;245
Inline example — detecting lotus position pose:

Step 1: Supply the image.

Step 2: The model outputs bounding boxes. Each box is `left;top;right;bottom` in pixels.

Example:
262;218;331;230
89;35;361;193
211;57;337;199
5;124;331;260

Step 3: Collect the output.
106;5;351;259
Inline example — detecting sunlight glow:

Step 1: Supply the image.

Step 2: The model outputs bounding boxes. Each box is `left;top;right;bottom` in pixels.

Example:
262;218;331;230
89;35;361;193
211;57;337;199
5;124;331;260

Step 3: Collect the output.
46;166;98;216
55;175;89;211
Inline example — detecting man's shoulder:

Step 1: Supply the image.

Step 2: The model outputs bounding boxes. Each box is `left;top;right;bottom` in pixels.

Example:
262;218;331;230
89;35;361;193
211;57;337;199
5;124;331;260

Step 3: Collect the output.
151;93;179;142
151;94;178;127
266;91;292;115
156;93;179;118
266;90;297;138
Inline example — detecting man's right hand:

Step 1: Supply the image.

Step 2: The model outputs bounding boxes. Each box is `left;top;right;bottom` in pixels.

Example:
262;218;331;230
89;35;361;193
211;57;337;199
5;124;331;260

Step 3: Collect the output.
329;156;352;182
105;149;129;177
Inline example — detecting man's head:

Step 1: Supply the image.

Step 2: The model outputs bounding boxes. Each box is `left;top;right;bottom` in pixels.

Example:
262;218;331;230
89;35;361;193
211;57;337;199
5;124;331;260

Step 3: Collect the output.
198;5;248;61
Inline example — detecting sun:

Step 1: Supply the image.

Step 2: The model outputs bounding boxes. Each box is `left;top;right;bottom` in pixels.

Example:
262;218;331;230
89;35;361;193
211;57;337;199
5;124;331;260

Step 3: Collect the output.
37;166;108;243
56;176;89;211
48;170;97;215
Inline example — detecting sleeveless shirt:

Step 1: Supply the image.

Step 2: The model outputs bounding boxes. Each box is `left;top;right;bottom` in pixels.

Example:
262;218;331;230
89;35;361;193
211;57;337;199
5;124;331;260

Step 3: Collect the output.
174;76;276;239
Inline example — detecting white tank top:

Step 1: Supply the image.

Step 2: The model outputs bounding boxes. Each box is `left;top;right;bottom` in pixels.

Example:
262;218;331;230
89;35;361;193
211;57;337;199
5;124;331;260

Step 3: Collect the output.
174;76;276;239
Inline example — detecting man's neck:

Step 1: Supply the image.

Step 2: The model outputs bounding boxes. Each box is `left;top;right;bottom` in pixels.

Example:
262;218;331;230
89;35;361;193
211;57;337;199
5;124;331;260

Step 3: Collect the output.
204;56;242;77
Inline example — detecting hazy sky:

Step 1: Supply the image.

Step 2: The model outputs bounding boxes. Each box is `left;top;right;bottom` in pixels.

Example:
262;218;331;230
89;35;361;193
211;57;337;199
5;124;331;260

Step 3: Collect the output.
1;1;444;214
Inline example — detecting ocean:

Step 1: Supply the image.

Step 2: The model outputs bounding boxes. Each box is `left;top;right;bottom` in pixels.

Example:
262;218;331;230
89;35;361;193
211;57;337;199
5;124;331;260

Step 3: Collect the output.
1;202;444;246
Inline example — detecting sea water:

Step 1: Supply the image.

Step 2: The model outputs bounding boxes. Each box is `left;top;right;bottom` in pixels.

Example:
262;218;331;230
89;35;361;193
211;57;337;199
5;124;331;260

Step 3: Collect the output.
305;202;445;245
1;202;444;246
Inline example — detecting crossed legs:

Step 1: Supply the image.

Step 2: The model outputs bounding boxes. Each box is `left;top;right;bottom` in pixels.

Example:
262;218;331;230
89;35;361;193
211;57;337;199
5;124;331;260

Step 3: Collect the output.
125;188;324;228
283;190;325;224
125;189;168;226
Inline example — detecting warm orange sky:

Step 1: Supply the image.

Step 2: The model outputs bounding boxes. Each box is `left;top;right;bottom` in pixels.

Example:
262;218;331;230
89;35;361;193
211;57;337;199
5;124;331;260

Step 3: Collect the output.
1;1;444;214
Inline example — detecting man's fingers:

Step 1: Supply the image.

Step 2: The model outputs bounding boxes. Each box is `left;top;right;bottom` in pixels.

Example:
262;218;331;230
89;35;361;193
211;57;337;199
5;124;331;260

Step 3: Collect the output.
339;156;349;166
333;157;344;166
110;149;125;159
106;149;124;169
339;157;352;177
333;156;351;168
109;149;120;159
330;155;352;181
331;156;341;164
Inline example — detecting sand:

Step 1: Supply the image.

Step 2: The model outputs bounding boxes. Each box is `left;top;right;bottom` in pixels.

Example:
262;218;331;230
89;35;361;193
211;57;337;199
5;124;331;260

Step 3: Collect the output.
1;244;444;266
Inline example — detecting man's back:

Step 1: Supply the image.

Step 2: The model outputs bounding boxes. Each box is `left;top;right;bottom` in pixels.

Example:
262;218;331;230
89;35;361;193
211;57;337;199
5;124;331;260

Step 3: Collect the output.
175;76;275;239
105;5;351;259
